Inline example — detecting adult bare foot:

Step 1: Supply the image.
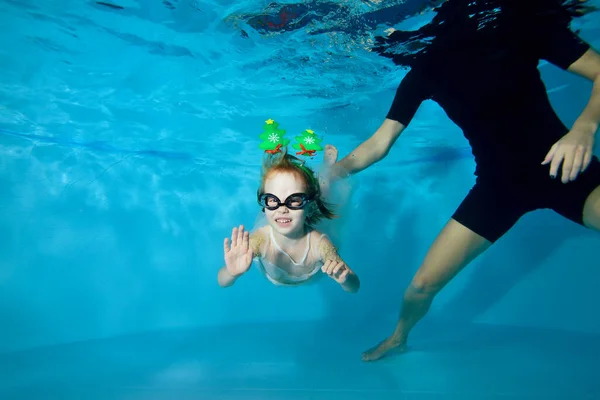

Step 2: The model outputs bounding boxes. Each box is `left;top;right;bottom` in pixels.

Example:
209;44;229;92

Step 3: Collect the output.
361;336;407;362
320;144;339;198
324;144;338;165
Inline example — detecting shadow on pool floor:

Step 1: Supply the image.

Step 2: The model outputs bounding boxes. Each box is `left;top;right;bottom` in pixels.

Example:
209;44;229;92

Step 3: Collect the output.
0;318;598;399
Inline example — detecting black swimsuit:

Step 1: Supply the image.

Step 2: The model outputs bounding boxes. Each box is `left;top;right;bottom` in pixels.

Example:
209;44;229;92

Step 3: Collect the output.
385;13;600;242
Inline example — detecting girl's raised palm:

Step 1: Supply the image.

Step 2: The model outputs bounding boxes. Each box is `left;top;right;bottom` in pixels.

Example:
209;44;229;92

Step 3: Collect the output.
224;225;254;277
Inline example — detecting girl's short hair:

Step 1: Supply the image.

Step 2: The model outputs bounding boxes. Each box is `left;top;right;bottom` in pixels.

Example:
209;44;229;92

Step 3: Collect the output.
257;148;336;228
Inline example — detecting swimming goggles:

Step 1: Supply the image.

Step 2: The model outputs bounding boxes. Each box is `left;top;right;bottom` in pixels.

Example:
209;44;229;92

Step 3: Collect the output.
257;193;313;211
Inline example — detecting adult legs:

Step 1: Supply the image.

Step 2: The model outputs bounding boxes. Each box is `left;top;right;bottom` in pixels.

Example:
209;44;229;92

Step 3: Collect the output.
360;158;600;362
361;175;530;362
362;218;492;361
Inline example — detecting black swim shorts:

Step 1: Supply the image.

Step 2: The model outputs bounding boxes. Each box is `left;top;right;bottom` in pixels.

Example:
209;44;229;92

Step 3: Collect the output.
452;156;600;243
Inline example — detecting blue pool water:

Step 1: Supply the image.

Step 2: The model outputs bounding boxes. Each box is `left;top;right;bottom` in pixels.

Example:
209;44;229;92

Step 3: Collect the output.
1;0;600;399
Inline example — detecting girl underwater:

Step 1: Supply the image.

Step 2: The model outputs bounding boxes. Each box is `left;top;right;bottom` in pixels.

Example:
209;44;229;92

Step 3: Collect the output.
217;119;360;293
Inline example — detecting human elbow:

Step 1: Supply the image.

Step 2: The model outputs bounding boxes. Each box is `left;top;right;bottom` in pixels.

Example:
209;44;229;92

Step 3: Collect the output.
372;136;393;161
371;123;401;160
379;141;393;159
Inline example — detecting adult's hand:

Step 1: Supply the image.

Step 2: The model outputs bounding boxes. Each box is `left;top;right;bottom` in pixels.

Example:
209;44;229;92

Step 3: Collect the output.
542;123;597;183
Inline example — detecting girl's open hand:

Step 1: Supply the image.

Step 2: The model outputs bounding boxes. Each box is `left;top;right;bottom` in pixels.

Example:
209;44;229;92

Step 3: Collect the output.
224;225;253;277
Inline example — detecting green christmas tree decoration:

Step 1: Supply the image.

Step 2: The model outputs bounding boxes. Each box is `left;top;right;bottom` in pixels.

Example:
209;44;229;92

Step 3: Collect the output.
259;119;290;154
292;129;323;157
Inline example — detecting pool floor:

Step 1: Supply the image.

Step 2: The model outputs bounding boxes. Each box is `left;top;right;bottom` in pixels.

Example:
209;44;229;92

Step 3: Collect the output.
0;318;598;399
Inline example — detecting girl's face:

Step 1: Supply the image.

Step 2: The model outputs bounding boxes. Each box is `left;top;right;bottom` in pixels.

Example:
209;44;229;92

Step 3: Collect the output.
261;171;310;237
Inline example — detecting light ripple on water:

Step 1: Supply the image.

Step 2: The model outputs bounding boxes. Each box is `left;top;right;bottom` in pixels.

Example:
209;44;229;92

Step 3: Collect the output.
0;0;414;147
0;0;597;167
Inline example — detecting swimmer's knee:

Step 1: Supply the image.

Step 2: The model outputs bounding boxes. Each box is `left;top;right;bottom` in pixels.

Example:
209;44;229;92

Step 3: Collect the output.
406;276;441;298
583;185;600;230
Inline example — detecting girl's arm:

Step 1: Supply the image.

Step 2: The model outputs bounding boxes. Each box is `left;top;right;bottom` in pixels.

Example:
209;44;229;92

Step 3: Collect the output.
319;236;360;293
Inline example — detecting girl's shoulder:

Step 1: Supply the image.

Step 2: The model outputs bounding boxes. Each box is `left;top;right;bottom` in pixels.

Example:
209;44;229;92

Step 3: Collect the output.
250;226;270;256
252;225;270;238
309;229;329;243
308;230;339;260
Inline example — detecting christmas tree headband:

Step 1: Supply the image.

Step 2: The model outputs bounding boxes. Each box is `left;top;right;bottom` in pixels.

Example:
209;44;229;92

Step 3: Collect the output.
258;119;323;157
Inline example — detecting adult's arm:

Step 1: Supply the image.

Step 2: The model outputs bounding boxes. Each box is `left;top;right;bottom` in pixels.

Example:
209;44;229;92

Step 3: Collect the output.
566;48;600;139
330;68;430;179
538;24;600;182
331;119;406;179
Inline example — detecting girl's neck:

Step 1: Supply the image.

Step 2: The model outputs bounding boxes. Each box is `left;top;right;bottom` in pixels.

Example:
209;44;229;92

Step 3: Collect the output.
271;225;309;248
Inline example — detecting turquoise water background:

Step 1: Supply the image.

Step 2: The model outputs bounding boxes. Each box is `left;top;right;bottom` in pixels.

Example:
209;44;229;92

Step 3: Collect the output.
0;1;600;398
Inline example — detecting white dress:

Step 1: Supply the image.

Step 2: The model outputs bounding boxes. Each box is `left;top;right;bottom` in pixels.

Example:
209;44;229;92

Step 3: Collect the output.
255;226;327;286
